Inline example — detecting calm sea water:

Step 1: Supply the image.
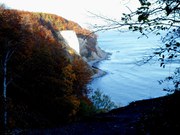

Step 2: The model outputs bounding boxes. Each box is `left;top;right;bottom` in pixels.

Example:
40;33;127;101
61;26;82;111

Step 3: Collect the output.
89;31;177;106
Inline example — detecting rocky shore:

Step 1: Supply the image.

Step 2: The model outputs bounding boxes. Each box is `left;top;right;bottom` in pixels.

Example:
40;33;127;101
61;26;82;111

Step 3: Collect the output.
88;59;107;79
87;50;111;79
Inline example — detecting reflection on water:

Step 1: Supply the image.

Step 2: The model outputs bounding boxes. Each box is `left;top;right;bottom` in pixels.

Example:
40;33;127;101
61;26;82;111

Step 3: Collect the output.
89;31;176;106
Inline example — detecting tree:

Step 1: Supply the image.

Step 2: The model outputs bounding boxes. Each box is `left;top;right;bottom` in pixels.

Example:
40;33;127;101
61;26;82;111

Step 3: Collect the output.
0;7;97;129
1;40;16;129
92;0;180;92
72;58;93;97
91;89;117;112
0;6;22;129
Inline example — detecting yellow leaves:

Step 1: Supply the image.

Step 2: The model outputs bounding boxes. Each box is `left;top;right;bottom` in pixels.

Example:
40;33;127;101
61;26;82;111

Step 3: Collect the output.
0;8;96;125
71;58;93;96
63;64;76;81
68;49;75;55
73;58;92;82
62;64;76;95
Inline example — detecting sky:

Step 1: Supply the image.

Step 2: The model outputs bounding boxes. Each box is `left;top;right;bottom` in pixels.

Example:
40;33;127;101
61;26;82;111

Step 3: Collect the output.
0;0;140;29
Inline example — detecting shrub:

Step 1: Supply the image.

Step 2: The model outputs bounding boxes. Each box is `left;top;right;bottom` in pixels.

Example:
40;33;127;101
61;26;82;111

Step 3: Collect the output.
90;89;118;113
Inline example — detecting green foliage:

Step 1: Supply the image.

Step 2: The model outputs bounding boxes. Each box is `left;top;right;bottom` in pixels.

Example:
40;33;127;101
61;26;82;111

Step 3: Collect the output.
91;89;118;113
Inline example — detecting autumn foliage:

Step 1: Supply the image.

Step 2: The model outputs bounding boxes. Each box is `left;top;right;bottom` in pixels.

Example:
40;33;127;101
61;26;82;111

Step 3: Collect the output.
0;7;94;129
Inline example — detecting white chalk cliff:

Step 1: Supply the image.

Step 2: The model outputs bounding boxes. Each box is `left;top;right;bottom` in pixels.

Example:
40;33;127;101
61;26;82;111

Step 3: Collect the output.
60;30;80;54
59;30;108;62
78;36;108;62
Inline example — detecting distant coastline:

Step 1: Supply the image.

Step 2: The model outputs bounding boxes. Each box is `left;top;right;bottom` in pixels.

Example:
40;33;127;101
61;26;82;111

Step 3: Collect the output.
88;52;111;79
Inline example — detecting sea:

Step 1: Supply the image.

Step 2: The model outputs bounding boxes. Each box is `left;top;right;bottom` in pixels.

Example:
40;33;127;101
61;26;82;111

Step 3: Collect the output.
89;30;177;106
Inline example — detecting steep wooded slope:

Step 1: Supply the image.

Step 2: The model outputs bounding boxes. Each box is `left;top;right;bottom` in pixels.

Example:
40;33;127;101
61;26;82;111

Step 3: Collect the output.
0;7;96;130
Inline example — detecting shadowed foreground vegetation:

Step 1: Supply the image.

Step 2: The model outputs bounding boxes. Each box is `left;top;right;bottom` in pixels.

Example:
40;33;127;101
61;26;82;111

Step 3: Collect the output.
0;6;96;132
26;91;180;135
1;2;180;134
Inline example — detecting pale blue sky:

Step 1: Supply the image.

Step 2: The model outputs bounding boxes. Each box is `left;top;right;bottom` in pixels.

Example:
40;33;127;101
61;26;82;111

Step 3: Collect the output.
0;0;140;28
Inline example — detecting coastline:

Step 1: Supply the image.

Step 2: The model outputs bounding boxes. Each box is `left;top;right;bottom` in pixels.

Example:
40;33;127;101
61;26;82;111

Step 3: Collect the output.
88;52;111;79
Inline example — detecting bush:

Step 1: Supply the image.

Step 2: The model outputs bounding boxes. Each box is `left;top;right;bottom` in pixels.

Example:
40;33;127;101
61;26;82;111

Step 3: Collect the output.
78;98;96;118
90;89;118;113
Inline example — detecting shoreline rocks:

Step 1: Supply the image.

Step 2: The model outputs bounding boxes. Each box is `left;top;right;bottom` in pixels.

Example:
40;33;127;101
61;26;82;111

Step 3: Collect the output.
88;52;111;79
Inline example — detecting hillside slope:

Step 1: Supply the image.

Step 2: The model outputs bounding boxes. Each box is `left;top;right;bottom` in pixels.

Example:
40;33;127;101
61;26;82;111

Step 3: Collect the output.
0;7;102;131
18;10;107;62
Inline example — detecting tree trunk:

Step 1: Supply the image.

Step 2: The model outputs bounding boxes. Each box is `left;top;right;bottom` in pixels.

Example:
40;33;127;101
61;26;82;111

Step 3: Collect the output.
1;40;16;129
3;53;8;129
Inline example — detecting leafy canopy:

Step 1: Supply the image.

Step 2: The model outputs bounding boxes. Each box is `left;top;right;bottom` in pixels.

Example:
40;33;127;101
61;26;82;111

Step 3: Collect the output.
0;6;94;129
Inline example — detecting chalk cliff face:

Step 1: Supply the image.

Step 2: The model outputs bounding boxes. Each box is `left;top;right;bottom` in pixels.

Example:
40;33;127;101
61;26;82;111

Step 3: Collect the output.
59;30;108;62
78;36;108;62
59;30;80;54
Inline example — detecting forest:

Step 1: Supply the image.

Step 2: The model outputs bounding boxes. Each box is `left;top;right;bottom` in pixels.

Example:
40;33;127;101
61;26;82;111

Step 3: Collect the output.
0;5;96;131
1;0;180;134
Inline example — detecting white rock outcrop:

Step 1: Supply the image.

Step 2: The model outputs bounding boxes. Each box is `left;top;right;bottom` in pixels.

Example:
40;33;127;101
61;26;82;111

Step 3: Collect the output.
59;30;80;54
78;37;108;62
59;30;108;63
